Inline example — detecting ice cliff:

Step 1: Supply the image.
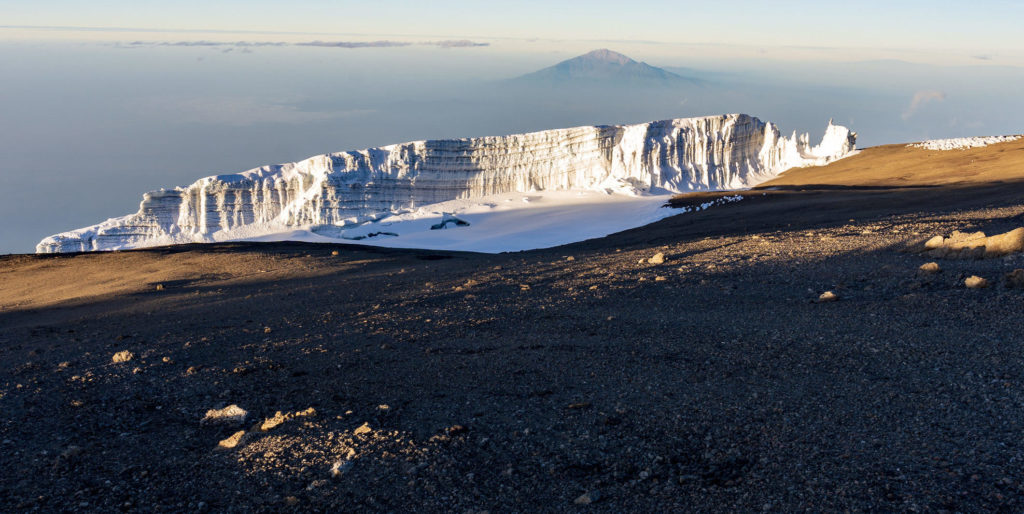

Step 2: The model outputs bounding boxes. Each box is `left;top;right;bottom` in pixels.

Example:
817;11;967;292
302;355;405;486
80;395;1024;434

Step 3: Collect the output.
37;114;856;253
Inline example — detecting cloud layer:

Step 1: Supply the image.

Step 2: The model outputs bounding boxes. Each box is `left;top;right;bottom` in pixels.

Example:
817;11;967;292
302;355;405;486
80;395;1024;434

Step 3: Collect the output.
122;39;490;50
430;40;490;48
902;90;946;120
126;40;286;47
297;40;412;48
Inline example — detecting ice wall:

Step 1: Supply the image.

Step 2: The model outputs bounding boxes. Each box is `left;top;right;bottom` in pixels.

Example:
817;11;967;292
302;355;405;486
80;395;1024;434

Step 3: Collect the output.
37;114;855;253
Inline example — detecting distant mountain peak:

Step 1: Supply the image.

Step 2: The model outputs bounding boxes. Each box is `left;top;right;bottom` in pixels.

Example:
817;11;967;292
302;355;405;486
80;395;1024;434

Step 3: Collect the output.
512;49;699;86
580;48;635;65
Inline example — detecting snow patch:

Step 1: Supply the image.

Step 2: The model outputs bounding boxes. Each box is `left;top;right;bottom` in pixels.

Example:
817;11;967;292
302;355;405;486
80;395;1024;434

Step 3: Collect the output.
909;136;1020;151
203;190;676;254
675;194;745;214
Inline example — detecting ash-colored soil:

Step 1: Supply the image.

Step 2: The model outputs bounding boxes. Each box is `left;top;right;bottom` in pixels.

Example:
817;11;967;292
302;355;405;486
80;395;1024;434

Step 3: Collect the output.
4;144;1024;511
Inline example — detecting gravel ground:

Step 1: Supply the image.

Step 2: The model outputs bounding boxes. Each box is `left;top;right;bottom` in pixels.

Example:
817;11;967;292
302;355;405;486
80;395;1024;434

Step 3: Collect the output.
3;183;1024;512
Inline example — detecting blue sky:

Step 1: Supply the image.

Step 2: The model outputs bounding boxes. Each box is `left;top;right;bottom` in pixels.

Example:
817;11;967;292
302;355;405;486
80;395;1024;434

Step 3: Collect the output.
4;0;1024;65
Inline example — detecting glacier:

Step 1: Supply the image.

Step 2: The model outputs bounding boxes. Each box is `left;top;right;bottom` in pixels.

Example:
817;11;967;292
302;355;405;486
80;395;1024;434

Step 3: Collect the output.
36;113;856;253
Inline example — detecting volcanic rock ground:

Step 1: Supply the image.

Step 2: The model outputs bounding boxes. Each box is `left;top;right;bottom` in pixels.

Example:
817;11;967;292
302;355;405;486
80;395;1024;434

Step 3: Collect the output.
3;141;1024;511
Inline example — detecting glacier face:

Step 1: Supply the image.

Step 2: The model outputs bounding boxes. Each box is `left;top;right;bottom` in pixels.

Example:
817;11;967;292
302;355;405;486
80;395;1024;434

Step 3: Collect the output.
37;114;855;253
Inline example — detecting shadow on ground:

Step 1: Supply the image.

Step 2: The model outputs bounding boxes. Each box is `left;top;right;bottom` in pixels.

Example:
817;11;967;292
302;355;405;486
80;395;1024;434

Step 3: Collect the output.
3;181;1024;510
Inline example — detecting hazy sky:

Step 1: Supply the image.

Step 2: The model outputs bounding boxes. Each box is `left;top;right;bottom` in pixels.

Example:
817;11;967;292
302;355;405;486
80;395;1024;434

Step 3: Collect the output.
1;2;1022;254
4;0;1024;65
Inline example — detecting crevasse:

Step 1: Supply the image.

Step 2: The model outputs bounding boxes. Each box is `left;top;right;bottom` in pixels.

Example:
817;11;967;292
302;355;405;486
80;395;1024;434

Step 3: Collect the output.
36;113;856;253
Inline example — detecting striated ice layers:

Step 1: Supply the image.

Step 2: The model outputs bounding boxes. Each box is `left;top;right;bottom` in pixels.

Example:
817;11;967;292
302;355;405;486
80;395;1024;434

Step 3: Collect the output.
37;114;856;253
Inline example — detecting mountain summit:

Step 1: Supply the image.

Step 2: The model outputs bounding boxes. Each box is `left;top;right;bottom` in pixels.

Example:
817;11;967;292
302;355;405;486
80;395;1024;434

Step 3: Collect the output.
513;49;698;85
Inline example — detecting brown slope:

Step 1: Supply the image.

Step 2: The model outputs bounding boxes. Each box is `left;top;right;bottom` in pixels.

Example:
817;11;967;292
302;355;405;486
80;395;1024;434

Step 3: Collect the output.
760;137;1024;188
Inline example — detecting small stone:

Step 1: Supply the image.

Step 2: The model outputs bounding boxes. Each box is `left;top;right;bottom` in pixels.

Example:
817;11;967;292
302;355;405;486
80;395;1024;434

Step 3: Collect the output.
61;445;82;459
111;350;134;363
216;430;247;450
648;252;665;264
924;235;945;249
353;422;372;435
589;285;598;290
1005;269;1024;288
818;291;839;302
202;404;248;425
919;262;941;274
654;276;667;282
331;250;339;256
260;407;316;431
965;276;989;289
155;284;164;291
263;327;272;334
982;227;1024;256
566;256;575;261
445;424;469;435
285;496;299;506
260;412;287;431
331;459;354;477
574;490;601;505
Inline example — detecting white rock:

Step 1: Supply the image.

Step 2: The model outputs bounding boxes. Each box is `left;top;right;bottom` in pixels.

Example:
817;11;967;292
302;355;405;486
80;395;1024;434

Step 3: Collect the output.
201;404;248;425
37;114;855;253
818;291;839;302
330;459;354;477
965;276;989;289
